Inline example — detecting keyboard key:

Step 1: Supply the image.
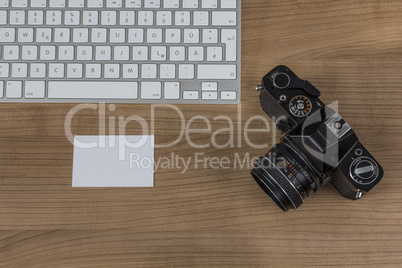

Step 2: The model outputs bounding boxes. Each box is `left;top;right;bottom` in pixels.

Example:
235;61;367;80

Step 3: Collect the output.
138;11;153;26
114;46;130;60
197;64;236;79
73;28;89;43
188;46;204;61
12;63;28;78
164;82;180;99
40;46;56;60
110;28;126;43
18;28;34;42
101;11;117;25
169;46;185;61
67;64;83;78
133;46;148;60
202;91;217;100
202;29;218;43
157;11;172;26
3;46;19;60
48;63;65;78
220;91;237;100
184;29;199;43
0;11;6;25
46;11;62;25
0;81;3;98
30;0;46;7
96;46;111;60
10;10;25;25
48;82;138;99
65;11;80;26
165;29;180;43
54;28;70;43
92;28;107;43
83;11;99;26
147;28;163;43
30;63;46;78
0;28;16;43
0;63;10;77
175;11;190;26
163;0;178;8
207;47;223;61
6;81;22;98
151;46;166;61
28;11;44;25
22;46;38;60
0;0;9;7
183;91;199;100
160;64;175;79
77;46;93;60
58;46;74;60
221;0;236;8
88;0;103;7
68;0;84;7
12;0;28;7
202;82;217;91
120;11;135;25
128;29;144;43
179;64;194;79
106;0;122;8
144;0;160;8
126;0;141;8
183;0;198;8
25;81;45;99
122;64;139;78
212;11;237;26
104;64;120;78
141;82;161;99
85;64;102;78
151;46;167;61
49;0;65;7
202;0;217;8
36;28;52;43
194;12;209;26
141;64;157;79
221;29;237;61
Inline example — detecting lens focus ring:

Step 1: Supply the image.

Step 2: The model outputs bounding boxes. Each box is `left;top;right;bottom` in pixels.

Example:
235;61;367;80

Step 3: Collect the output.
259;156;303;209
251;145;318;212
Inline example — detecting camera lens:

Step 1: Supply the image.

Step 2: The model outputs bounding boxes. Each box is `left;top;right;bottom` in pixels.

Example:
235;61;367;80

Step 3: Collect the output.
251;144;320;211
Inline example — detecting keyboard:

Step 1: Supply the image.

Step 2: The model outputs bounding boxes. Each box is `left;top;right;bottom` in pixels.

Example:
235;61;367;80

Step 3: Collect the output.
0;0;241;104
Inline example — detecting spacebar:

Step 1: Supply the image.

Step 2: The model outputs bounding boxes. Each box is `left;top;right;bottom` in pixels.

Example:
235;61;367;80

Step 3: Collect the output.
48;82;138;99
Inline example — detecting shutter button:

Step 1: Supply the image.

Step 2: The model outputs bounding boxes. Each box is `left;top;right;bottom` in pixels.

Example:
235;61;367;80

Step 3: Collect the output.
273;73;290;89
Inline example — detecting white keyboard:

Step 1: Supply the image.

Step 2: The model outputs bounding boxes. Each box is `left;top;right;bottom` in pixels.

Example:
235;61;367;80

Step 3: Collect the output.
0;0;241;104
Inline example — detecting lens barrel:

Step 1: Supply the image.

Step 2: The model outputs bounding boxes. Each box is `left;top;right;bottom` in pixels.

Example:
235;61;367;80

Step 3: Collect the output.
251;143;319;211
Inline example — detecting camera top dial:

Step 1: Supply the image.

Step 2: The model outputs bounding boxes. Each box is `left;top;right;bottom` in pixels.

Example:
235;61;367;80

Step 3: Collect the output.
349;156;380;185
289;95;312;117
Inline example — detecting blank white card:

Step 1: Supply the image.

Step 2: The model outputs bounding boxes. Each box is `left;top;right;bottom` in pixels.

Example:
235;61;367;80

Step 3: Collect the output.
72;135;154;187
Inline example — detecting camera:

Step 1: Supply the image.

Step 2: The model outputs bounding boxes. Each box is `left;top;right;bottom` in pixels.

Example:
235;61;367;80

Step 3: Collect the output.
251;65;384;212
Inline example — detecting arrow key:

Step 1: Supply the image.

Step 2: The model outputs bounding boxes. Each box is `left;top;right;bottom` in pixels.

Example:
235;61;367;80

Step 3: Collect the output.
183;91;199;100
202;82;218;91
202;91;218;100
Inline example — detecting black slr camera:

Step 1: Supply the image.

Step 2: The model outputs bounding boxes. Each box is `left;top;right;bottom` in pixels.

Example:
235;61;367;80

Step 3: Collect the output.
251;66;384;212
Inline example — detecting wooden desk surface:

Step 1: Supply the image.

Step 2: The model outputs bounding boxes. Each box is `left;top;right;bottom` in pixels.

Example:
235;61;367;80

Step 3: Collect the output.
1;1;402;267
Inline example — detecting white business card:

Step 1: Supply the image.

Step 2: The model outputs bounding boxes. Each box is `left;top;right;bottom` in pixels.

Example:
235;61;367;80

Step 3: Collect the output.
72;135;154;187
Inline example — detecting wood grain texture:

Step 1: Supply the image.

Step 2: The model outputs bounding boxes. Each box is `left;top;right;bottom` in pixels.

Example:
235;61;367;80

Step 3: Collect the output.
1;0;402;267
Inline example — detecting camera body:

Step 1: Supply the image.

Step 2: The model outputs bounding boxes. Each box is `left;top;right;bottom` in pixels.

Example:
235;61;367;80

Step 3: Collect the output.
252;65;384;211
